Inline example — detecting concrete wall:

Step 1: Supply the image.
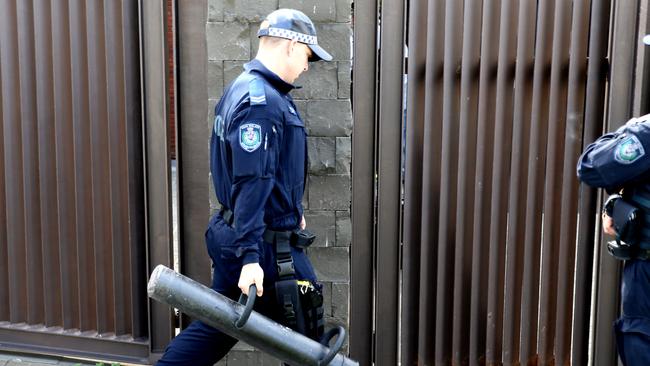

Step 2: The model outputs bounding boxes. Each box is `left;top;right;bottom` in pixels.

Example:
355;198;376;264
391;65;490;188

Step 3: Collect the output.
206;1;352;364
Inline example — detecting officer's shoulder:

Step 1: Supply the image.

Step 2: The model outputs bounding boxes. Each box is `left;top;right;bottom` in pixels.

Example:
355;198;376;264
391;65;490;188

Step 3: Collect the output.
239;74;282;107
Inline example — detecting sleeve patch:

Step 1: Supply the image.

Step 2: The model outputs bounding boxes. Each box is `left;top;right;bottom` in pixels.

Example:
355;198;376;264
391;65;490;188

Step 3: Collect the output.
615;135;645;164
240;123;262;152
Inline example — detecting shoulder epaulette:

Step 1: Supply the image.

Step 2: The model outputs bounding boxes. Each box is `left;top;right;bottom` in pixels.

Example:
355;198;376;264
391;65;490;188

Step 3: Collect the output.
249;78;267;106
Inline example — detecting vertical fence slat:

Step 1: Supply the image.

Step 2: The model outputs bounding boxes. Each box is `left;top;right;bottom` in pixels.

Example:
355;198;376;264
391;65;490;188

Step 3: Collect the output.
69;0;97;333
0;21;8;322
104;0;130;336
17;0;45;326
487;0;520;361
123;0;147;339
538;1;572;363
1;0;28;324
417;0;445;363
87;0;115;335
142;0;175;352
491;1;519;364
350;0;377;363
503;1;536;364
554;0;591;364
52;0;80;331
520;0;555;362
573;1;612;364
434;0;462;363
375;0;405;364
469;1;499;363
34;0;62;328
176;0;213;311
401;0;427;362
451;1;482;363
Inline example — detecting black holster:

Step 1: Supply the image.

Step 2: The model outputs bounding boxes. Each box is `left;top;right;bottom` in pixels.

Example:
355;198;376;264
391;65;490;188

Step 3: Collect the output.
268;228;324;341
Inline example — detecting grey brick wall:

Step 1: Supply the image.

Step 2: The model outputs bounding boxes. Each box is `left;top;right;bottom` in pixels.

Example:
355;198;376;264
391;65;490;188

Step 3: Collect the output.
206;1;352;364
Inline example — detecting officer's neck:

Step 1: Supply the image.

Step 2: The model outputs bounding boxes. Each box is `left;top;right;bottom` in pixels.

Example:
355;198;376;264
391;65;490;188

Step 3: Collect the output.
255;53;292;84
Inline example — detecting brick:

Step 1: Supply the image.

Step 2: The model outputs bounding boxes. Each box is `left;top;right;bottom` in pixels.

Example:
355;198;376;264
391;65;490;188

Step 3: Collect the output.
335;0;352;22
292;62;338;100
301;186;309;210
307;137;336;175
337;61;351;99
223;0;278;22
304;210;336;247
259;352;283;366
321;281;333;317
209;173;221;216
278;0;336;22
294;100;307;117
307;247;349;282
224;61;247;87
207;0;224;21
336;137;351;175
232;342;255;351
249;23;261;58
331;282;349;324
207;22;250;61
308;175;350;210
304;100;352;137
207;61;224;99
226;350;261;366
315;23;351;61
207;98;219;125
335;210;351;247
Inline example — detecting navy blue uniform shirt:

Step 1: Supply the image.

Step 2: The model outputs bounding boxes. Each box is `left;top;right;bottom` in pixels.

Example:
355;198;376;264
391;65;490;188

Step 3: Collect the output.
210;59;307;266
577;114;650;192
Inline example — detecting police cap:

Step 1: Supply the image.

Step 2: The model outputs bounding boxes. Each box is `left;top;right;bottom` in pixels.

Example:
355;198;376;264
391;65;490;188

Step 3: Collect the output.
257;9;333;62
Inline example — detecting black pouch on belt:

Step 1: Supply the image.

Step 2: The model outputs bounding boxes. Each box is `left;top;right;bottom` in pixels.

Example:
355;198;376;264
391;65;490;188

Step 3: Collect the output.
607;198;641;260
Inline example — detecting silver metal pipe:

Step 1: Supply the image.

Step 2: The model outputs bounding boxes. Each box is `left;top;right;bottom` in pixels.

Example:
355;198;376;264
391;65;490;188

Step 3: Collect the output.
147;265;358;366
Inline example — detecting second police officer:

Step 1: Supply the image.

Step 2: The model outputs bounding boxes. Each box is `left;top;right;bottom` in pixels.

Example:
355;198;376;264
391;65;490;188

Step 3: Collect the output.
577;33;650;364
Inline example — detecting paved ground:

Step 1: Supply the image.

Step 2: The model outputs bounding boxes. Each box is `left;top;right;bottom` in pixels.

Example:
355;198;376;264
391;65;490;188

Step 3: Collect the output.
0;352;109;366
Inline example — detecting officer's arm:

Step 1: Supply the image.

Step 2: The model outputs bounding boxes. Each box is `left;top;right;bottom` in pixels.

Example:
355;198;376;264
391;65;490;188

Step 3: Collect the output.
227;102;282;267
577;118;650;192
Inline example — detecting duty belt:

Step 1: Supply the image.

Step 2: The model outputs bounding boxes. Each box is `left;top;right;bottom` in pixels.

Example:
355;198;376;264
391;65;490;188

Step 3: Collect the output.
219;208;315;250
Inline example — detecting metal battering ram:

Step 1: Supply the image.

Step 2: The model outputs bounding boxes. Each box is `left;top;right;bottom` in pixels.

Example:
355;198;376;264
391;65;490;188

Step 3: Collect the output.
148;265;358;366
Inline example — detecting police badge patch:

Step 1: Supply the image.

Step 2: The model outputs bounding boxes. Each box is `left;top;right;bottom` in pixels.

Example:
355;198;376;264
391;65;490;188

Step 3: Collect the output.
239;123;262;152
615;135;645;164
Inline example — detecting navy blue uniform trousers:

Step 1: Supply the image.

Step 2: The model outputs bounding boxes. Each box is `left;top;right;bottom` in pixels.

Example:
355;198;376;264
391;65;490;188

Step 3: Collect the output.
615;259;650;365
156;215;318;366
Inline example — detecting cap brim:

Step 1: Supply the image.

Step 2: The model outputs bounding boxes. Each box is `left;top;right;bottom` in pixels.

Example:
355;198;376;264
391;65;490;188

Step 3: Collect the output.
308;44;333;62
644;34;650;45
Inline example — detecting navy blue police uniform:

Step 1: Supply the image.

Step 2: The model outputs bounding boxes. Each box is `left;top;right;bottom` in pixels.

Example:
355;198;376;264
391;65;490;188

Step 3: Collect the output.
578;115;650;365
157;59;318;366
156;8;333;364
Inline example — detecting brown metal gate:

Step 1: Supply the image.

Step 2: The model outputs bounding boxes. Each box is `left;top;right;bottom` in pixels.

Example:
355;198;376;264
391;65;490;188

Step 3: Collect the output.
351;0;650;365
0;0;176;363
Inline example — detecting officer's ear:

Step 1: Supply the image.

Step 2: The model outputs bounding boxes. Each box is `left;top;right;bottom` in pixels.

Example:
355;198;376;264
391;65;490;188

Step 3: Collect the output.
287;39;299;57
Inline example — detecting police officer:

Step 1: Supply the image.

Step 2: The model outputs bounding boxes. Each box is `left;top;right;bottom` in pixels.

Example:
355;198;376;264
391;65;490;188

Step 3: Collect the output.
577;65;650;363
156;9;332;365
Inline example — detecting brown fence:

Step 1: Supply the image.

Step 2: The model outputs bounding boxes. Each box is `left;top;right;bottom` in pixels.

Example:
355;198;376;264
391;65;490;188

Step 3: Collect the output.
0;0;157;362
351;0;650;365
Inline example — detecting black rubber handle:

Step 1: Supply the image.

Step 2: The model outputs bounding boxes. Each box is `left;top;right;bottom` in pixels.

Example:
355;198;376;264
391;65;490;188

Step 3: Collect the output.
234;284;256;328
317;325;347;366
